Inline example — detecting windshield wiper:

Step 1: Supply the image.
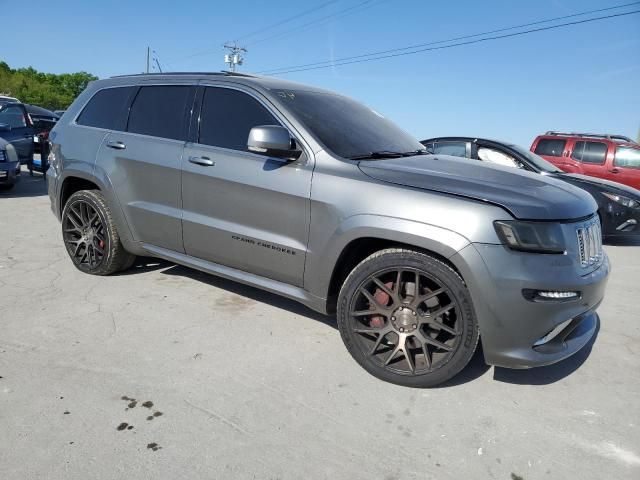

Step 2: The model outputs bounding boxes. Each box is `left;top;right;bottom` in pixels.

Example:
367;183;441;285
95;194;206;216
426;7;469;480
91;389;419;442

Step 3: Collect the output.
348;151;405;160
402;149;430;156
348;149;429;160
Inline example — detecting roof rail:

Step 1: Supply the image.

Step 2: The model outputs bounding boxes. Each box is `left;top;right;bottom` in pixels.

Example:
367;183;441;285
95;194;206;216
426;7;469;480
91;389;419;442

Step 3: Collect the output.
110;71;256;79
544;131;637;143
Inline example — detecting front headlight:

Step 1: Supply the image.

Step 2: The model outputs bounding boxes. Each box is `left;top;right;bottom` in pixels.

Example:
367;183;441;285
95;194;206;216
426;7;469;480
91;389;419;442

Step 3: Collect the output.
0;149;6;162
602;192;639;209
494;220;565;254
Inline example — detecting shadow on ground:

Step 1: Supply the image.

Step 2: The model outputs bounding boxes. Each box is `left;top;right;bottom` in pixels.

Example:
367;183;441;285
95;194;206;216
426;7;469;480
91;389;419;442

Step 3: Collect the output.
123;257;336;330
118;257;601;388
0;169;47;198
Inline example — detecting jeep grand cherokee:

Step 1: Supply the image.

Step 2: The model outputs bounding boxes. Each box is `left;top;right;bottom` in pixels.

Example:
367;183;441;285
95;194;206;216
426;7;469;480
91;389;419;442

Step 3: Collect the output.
46;73;609;387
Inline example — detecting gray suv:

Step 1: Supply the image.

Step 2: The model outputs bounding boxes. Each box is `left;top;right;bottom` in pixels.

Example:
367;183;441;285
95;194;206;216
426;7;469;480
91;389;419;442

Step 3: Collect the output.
47;73;609;387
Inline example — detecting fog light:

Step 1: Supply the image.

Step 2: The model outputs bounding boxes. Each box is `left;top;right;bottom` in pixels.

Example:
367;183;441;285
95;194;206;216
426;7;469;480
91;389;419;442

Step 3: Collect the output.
537;291;579;299
522;289;581;302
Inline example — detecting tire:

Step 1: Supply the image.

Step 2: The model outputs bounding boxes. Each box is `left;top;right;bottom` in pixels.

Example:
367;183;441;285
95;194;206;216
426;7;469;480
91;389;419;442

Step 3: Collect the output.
61;190;135;276
337;248;479;387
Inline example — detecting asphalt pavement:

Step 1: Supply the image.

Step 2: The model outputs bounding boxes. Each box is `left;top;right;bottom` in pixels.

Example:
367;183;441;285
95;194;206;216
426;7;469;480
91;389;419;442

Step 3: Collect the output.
1;167;639;480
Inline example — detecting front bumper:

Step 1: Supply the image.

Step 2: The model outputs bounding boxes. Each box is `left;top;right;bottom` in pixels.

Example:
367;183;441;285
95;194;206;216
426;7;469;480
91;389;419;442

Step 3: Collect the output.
0;161;21;185
452;243;609;369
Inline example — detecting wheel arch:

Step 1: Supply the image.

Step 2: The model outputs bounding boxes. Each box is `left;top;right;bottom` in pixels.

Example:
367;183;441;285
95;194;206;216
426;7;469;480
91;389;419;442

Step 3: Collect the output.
310;216;471;314
58;170;138;252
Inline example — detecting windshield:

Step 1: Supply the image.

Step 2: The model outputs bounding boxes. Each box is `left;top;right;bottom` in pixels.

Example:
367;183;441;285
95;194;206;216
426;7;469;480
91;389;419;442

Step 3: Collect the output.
273;90;425;159
508;143;563;173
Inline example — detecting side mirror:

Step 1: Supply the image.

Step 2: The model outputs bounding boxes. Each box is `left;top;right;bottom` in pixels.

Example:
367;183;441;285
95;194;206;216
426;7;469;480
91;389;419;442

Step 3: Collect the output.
248;125;301;160
0;123;10;132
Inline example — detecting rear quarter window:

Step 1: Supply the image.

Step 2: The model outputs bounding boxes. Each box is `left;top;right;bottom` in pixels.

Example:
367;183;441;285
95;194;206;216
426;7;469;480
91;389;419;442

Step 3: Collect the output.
534;139;566;157
76;87;134;130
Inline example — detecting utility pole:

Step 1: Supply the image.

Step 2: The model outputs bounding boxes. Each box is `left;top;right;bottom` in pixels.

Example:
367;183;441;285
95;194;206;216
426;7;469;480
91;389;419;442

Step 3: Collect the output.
223;43;247;72
146;46;150;74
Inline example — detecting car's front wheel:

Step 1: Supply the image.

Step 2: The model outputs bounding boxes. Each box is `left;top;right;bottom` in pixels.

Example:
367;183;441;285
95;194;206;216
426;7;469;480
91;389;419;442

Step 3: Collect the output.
337;248;479;387
61;190;135;275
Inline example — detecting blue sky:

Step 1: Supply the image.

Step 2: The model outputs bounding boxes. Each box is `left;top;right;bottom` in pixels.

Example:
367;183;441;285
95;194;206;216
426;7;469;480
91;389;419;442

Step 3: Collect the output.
2;0;639;146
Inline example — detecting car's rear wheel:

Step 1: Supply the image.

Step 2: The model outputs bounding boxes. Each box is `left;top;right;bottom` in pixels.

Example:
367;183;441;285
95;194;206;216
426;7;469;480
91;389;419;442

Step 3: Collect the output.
61;190;135;275
337;248;479;387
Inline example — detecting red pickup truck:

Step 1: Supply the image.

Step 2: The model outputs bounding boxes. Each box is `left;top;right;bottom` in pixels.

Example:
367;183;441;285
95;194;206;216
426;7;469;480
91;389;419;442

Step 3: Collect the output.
531;132;640;190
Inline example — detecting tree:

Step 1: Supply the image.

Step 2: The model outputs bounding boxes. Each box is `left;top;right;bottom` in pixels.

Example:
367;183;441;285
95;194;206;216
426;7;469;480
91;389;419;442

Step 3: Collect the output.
0;61;98;110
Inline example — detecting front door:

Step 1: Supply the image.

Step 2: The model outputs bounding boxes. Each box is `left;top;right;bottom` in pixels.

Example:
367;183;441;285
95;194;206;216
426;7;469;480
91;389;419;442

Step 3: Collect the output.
181;85;312;287
609;145;640;190
0;104;34;163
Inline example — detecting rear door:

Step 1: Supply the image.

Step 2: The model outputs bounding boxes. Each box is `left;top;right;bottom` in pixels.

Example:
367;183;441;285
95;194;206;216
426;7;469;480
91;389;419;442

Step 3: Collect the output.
569;140;608;180
181;84;312;287
532;137;573;171
97;84;195;253
610;145;640;189
0;104;34;163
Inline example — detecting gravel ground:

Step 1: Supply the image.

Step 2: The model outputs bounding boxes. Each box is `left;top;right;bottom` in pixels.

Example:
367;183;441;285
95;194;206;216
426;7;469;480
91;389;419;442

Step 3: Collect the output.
1;168;639;480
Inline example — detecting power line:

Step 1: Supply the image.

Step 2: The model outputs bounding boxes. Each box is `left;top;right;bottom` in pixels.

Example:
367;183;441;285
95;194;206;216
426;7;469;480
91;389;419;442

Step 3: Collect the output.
167;0;379;65
247;0;383;47
260;1;640;74
260;9;640;75
232;0;339;43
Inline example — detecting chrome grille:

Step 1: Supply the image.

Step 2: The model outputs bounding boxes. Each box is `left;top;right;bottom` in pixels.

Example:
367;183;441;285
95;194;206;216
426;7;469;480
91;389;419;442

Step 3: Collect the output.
577;219;603;268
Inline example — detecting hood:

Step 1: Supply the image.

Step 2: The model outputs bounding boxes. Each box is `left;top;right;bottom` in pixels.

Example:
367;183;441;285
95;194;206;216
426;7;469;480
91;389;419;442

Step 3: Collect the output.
557;173;640;198
358;154;598;220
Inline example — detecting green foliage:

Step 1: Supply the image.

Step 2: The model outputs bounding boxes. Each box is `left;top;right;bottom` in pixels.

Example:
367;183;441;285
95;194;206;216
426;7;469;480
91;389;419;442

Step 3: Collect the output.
0;61;98;110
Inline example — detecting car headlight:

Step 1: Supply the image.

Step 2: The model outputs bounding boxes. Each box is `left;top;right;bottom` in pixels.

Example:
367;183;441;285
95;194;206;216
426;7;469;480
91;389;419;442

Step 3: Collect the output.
602;192;639;209
494;220;565;254
0;149;6;162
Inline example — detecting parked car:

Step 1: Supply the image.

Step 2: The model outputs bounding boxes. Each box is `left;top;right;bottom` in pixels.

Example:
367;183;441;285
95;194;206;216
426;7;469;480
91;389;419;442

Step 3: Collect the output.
531;132;640;190
0;137;21;190
47;73;609;387
0;95;19;105
54;110;66;117
0;102;35;165
422;137;640;239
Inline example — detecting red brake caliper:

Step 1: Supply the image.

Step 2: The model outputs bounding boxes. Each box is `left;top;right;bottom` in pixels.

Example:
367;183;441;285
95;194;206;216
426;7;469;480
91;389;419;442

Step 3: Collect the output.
370;281;394;328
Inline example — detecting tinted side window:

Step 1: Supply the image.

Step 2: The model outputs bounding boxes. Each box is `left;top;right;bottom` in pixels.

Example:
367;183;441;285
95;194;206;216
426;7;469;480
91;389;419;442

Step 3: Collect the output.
128;86;191;141
199;87;280;151
580;141;607;164
534;139;566;157
432;142;467;158
614;146;640;168
0;105;27;128
77;87;133;130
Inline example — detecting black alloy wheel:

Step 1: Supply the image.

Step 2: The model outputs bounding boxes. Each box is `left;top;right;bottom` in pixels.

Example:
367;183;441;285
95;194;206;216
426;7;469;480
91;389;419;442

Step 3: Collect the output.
337;249;478;387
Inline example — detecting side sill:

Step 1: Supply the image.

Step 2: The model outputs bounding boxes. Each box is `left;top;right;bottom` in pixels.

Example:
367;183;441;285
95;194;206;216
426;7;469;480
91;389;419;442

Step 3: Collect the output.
142;243;328;314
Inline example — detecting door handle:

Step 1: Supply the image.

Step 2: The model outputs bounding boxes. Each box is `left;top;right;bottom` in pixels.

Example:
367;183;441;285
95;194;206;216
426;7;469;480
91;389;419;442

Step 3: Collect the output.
24;133;33;138
188;156;215;167
106;140;126;150
609;168;620;174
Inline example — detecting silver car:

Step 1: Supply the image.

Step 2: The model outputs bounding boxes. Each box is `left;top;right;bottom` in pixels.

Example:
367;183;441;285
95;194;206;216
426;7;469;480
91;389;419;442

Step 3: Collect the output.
46;73;609;387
